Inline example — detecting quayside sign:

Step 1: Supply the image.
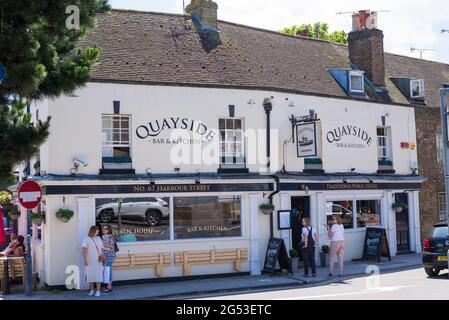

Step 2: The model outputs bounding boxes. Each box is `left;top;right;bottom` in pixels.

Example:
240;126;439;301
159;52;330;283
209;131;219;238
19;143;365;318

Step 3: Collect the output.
326;124;373;149
136;117;216;144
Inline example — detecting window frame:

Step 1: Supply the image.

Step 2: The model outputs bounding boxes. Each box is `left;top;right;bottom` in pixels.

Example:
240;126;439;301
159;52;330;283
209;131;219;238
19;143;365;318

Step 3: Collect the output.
377;126;392;162
101;114;132;158
349;70;365;94
437;193;447;222
218;117;246;167
436;131;444;165
410;79;425;99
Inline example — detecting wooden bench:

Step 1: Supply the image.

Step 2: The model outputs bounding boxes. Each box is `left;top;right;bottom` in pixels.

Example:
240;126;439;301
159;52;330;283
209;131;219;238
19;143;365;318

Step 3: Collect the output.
112;253;172;278
175;248;248;276
0;257;38;291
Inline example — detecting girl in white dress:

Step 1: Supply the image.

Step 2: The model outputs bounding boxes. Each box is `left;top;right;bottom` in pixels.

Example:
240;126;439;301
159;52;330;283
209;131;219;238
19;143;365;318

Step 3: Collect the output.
82;226;105;297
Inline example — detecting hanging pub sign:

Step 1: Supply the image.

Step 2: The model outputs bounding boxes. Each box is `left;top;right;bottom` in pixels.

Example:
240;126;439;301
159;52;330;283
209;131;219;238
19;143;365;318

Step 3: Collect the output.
296;122;317;158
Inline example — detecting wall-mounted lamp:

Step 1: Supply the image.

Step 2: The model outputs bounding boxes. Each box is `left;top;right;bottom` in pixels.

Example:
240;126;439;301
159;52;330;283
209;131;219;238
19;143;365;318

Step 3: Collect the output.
411;168;418;175
174;167;180;173
343;179;348;184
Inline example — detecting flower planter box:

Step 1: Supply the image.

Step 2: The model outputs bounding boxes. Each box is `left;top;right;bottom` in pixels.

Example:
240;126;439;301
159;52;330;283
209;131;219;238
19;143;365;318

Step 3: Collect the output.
103;163;133;169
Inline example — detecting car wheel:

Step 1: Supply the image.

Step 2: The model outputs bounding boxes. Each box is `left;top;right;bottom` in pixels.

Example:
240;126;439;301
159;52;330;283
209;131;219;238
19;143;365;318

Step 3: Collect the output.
146;210;162;226
99;209;114;223
424;267;440;277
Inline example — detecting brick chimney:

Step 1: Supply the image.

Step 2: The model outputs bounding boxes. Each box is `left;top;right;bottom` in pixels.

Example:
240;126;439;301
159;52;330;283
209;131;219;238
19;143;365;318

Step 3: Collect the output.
186;0;218;29
348;11;385;87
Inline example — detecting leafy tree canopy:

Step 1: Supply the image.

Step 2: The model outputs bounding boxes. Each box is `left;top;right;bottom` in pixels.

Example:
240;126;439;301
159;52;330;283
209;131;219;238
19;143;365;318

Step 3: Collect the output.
0;0;110;187
280;22;348;44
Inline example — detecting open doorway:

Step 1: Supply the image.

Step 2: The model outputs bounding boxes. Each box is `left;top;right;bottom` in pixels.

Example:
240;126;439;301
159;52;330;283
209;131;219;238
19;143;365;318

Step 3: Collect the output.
395;193;410;253
291;196;310;251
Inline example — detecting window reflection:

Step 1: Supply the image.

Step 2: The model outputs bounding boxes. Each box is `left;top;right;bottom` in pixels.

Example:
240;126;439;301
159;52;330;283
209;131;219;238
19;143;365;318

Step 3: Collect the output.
356;200;381;227
326;200;353;229
174;196;241;239
95;197;170;242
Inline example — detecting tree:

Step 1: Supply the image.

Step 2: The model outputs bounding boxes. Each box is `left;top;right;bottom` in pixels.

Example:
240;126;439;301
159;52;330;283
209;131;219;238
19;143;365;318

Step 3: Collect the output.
0;0;110;187
280;22;348;44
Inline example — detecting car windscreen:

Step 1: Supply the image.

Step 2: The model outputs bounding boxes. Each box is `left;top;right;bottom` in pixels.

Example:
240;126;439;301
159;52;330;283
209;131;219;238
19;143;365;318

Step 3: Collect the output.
431;226;448;238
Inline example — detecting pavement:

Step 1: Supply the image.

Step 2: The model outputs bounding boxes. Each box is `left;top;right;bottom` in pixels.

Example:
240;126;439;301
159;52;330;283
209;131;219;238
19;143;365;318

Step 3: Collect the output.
0;253;421;300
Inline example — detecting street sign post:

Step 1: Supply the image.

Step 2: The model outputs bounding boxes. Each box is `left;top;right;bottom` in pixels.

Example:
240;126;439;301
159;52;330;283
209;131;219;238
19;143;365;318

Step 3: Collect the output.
438;87;449;274
18;180;42;296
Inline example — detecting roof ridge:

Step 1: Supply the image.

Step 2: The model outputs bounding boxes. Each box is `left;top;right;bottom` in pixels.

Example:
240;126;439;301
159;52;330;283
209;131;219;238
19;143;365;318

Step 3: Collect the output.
110;8;185;18
385;51;449;66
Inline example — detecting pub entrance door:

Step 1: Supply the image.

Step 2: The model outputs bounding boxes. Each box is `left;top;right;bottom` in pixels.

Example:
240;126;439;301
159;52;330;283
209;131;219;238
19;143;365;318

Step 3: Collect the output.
395;193;410;253
290;196;310;251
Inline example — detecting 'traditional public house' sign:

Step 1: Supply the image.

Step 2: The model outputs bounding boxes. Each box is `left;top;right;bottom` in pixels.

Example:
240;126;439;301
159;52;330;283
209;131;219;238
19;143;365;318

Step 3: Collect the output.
326;125;373;149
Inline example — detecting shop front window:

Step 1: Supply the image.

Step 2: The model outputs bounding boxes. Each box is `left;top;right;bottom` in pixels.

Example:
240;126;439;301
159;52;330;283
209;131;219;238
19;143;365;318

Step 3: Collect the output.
326;200;353;229
95;197;170;242
356;200;381;228
174;196;241;239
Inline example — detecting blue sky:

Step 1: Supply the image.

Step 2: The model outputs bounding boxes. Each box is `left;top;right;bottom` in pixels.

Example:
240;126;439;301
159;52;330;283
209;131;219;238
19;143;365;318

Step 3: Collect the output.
108;0;449;64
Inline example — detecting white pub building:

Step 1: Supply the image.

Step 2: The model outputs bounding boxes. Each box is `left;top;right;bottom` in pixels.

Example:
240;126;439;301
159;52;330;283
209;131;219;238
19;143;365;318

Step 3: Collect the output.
15;2;425;288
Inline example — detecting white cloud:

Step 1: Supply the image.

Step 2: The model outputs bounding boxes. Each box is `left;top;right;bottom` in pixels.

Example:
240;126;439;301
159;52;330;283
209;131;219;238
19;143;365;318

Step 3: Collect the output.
109;0;449;63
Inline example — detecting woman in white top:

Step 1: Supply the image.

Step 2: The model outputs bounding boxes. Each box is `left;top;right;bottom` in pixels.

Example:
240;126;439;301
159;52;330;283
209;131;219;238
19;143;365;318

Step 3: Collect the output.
82;226;105;297
326;215;345;277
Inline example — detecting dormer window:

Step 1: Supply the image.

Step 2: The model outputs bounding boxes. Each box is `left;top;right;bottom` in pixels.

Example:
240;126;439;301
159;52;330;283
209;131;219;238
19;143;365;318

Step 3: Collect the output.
410;79;425;99
349;70;365;94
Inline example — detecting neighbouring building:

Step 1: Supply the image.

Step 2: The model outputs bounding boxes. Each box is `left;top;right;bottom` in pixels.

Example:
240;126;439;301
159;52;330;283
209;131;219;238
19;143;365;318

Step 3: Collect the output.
11;2;449;288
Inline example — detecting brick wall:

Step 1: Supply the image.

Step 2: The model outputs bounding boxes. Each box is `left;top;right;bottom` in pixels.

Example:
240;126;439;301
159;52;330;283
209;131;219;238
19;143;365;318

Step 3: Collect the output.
414;106;445;241
348;29;385;87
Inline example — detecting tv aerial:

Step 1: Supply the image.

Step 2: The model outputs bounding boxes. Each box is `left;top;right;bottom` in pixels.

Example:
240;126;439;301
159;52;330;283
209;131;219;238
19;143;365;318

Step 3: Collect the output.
410;47;435;59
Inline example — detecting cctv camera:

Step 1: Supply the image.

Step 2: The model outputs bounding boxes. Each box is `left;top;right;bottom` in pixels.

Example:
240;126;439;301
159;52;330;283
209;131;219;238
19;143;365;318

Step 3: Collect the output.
73;157;88;168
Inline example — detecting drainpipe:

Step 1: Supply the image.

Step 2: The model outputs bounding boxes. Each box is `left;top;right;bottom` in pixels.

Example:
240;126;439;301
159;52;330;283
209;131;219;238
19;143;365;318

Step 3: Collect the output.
263;97;277;238
263;97;273;170
268;175;280;239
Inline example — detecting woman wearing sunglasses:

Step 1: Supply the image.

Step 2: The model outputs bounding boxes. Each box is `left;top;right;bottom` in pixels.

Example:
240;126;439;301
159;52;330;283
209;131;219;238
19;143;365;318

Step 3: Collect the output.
325;215;345;277
101;225;116;292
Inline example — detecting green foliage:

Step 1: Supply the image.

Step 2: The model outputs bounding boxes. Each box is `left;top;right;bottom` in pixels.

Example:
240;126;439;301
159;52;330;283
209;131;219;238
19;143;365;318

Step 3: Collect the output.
30;211;44;221
280;22;348;44
0;0;110;186
102;157;133;164
392;202;407;209
378;159;393;166
56;208;74;221
0;191;12;205
321;245;330;253
289;248;299;258
259;203;275;210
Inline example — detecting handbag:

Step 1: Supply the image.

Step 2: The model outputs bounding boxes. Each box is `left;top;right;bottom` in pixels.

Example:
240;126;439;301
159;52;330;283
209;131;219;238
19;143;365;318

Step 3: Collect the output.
91;237;105;263
113;240;119;253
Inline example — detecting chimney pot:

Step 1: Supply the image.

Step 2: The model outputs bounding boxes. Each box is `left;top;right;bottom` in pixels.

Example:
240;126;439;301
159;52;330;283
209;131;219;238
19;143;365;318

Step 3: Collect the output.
186;0;218;29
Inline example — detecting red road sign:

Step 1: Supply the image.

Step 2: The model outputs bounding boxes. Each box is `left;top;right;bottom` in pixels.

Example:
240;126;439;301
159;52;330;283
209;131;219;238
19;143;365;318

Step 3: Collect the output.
18;180;42;210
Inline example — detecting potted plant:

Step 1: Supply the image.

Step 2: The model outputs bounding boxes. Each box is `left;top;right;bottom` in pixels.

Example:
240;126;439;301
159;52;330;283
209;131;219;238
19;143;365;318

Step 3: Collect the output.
31;212;44;225
8;207;21;220
289;248;299;272
320;244;330;267
56;208;74;223
259;203;275;215
392;202;407;213
0;191;13;213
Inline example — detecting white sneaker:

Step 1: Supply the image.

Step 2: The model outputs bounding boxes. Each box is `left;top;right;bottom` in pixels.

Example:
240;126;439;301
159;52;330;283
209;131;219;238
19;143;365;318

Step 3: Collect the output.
88;290;94;296
95;291;101;297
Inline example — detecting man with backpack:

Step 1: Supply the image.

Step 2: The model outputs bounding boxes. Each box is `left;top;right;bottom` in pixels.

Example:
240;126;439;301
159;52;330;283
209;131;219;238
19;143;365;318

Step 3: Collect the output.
301;217;318;277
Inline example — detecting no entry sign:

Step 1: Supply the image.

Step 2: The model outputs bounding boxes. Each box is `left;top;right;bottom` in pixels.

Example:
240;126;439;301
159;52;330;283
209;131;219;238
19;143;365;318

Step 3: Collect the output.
18;180;42;210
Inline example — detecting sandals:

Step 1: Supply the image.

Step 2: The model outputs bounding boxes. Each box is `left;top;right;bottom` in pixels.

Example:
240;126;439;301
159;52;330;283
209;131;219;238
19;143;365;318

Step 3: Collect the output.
103;288;112;293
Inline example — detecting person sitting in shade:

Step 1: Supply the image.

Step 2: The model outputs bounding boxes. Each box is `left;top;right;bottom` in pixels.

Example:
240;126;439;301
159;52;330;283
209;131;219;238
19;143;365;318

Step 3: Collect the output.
0;233;18;256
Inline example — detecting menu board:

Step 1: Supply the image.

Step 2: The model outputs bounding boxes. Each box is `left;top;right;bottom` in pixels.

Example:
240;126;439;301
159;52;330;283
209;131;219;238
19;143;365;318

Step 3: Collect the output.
362;227;391;262
263;238;290;274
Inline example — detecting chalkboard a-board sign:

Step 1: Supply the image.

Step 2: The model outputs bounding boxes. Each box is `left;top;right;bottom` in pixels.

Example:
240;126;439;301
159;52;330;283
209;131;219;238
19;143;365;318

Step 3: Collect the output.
263;238;290;274
362;227;391;262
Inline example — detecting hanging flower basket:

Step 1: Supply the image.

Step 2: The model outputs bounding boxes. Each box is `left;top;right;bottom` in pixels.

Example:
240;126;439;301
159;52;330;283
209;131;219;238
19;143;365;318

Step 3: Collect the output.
259;203;275;215
31;212;44;225
56;208;74;223
392;202;407;213
0;192;13;213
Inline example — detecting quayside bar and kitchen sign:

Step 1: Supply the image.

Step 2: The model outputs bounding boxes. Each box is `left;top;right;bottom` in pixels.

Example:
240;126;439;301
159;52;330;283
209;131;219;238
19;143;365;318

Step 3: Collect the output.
42;182;274;195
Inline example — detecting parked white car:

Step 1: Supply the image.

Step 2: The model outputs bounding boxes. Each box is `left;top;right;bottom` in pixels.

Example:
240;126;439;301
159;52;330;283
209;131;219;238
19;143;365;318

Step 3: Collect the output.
96;197;169;226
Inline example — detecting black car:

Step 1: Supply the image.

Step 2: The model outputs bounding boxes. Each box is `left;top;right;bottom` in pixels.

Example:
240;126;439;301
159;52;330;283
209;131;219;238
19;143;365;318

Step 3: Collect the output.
422;221;449;277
